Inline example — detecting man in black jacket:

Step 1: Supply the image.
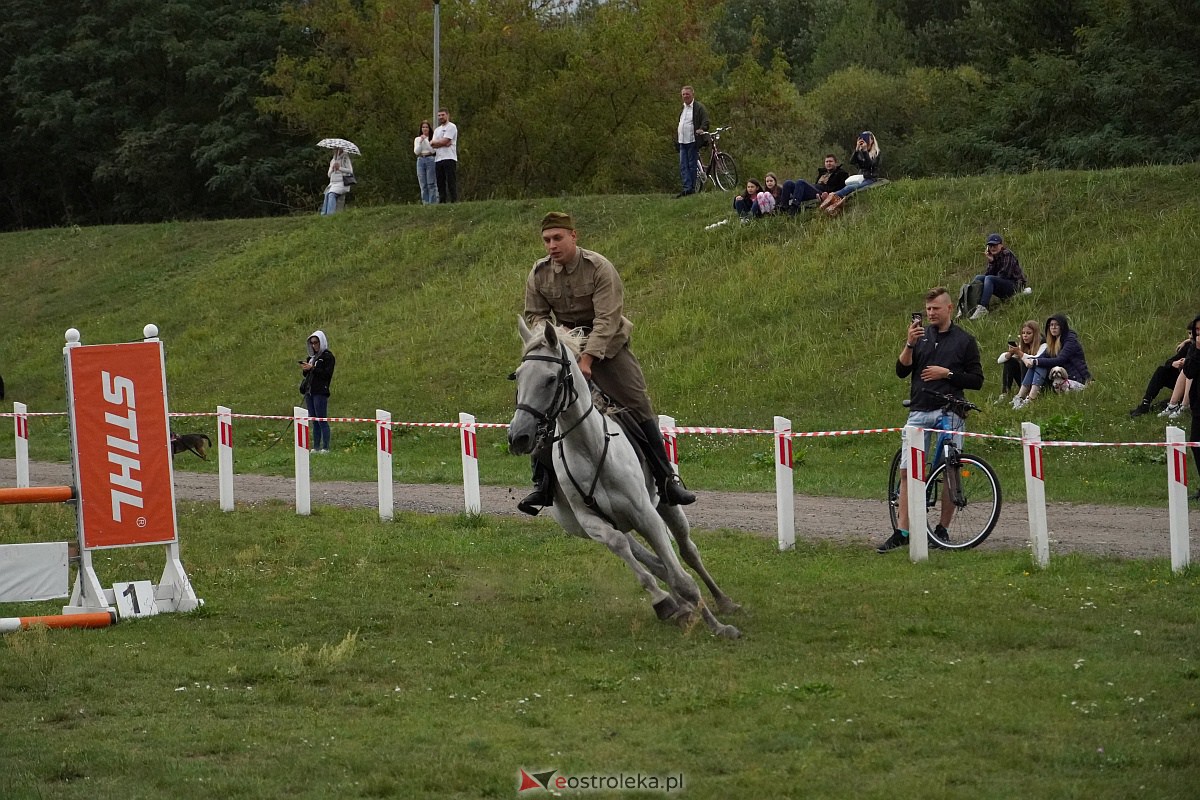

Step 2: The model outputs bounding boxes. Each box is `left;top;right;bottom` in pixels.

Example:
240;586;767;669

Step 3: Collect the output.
675;85;710;197
879;287;985;553
781;155;849;213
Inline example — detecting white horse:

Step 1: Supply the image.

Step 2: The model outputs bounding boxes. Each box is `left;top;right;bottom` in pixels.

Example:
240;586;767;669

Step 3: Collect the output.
507;318;740;639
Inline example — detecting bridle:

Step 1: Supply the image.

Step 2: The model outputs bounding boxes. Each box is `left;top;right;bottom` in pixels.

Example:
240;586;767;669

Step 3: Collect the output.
510;342;618;518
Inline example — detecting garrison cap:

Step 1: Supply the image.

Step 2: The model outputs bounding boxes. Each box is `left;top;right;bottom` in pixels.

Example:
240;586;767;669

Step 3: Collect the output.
541;211;575;231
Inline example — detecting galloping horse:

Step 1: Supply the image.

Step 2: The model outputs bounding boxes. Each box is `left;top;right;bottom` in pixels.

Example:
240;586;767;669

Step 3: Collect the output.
507;318;740;639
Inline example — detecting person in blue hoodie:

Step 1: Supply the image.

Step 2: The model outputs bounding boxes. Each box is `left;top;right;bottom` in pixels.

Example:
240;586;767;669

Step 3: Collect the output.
1025;314;1091;394
299;330;336;453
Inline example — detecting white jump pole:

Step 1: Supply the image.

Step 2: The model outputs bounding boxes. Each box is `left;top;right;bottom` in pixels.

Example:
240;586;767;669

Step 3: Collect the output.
294;406;311;516
1166;426;1190;573
13;401;29;488
1022;422;1050;568
377;409;394;522
773;416;795;551
659;414;680;476
905;425;929;562
459;412;480;514
217;405;234;512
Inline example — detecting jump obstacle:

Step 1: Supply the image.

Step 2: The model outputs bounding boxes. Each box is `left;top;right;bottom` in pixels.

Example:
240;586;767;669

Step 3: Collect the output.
0;325;201;632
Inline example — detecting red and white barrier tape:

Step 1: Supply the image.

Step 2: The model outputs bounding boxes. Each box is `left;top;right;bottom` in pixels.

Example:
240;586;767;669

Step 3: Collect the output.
1;410;1195;447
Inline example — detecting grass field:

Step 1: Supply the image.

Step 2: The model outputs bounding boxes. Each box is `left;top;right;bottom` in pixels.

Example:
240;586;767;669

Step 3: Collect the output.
1;503;1198;799
1;164;1199;507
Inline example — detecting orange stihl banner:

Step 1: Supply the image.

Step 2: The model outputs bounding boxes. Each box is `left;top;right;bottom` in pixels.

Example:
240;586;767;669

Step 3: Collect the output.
66;342;178;549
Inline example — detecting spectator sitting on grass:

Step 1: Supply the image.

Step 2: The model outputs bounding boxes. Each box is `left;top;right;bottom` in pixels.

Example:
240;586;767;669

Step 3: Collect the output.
1129;321;1195;418
733;178;775;221
1022;314;1091;398
781;155;849;215
968;234;1029;320
819;131;882;215
997;319;1046;404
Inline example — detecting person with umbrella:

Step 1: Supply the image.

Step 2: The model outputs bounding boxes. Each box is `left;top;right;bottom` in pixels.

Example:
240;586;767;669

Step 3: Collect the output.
318;138;359;216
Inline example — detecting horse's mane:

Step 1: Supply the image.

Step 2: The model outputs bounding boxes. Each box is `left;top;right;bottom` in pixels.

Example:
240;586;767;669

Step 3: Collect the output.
523;321;585;358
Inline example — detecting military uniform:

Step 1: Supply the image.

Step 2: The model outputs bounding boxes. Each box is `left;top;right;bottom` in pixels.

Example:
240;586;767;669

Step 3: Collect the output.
517;214;694;513
524;247;653;421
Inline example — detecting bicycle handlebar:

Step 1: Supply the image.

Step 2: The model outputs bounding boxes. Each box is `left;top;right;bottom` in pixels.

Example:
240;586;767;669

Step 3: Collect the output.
920;389;981;417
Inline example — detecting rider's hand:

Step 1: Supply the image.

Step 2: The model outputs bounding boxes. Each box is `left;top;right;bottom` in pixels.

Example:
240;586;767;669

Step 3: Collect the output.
578;353;594;380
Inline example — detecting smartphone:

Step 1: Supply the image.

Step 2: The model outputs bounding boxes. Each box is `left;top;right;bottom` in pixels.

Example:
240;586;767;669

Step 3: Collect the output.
911;312;923;325
1008;340;1017;347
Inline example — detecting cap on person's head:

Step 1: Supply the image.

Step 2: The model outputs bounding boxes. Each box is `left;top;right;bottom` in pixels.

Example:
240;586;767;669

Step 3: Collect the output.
859;131;872;140
541;211;574;232
986;233;1003;246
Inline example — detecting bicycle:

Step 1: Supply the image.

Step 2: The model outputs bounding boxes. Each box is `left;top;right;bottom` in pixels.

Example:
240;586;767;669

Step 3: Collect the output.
886;391;1002;550
694;126;739;192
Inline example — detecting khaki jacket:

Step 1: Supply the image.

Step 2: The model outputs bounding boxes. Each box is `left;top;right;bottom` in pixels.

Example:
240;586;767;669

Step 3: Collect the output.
524;247;633;360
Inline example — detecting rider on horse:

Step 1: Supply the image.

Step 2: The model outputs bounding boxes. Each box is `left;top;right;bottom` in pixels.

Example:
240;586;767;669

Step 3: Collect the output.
518;211;696;515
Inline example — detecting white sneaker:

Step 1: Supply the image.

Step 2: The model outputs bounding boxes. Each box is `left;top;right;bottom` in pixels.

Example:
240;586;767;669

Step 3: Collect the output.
1168;406;1187;420
1159;403;1180;418
1012;397;1027;410
969;305;989;320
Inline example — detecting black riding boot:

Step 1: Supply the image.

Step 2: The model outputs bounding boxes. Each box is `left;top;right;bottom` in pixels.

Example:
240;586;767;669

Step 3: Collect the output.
636;420;696;506
517;456;555;516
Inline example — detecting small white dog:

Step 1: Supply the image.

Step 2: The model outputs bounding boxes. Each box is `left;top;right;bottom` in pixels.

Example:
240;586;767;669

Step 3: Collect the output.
1049;366;1086;393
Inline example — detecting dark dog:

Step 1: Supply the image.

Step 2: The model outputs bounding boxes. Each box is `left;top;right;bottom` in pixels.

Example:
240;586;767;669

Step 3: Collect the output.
171;433;212;460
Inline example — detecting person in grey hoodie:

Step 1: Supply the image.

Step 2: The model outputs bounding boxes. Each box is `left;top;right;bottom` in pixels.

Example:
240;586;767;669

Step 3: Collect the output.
300;330;336;452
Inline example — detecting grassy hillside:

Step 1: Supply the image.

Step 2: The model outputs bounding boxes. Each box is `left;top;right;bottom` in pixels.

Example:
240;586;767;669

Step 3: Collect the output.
2;164;1198;504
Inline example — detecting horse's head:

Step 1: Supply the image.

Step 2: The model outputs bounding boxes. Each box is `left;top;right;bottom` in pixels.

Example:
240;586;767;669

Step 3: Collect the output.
507;317;583;455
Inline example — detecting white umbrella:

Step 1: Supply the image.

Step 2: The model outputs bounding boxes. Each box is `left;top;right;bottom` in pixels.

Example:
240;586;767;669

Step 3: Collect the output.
317;138;361;155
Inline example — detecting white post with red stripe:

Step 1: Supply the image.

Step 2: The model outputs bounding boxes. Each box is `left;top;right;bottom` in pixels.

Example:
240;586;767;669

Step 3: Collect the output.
294;406;311;516
217;405;234;512
774;416;795;551
659;415;680;476
377;409;393;522
1166;425;1190;573
459;412;480;514
13;401;29;488
1022;422;1050;568
905;425;929;562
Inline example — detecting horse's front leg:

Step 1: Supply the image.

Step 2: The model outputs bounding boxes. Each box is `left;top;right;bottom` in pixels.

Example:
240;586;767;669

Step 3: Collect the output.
576;515;676;616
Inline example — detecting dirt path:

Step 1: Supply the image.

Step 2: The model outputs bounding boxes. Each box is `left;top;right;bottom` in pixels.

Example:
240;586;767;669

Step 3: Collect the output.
3;459;1195;560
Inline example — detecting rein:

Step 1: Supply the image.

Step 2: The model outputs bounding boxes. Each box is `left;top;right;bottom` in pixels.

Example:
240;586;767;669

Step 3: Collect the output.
513;343;619;520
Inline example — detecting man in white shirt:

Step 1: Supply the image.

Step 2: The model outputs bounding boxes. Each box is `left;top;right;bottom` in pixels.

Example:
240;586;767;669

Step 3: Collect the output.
431;108;459;203
676;86;710;197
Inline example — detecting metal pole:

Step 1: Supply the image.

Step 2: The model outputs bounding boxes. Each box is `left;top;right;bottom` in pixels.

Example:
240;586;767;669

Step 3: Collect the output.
432;0;441;119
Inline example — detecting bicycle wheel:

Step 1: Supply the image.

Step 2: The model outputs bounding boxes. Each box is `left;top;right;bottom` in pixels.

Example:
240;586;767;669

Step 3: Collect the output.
694;160;709;193
887;449;903;532
924;453;1002;549
712;153;738;191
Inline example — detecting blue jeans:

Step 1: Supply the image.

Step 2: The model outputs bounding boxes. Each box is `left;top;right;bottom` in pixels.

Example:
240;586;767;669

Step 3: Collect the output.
833;178;878;198
972;275;1016;308
416;156;438;204
781;179;819;211
678;141;699;194
1022;365;1048;387
320;191;342;215
306;393;330;450
899;408;963;471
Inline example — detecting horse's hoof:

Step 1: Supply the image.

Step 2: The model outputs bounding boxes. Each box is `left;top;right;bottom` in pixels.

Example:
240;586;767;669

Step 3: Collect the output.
670;602;696;622
717;624;741;639
717;598;742;615
652;596;680;621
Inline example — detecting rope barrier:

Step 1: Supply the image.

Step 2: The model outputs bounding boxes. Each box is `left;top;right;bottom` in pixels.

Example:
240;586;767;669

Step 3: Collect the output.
1;410;1196;447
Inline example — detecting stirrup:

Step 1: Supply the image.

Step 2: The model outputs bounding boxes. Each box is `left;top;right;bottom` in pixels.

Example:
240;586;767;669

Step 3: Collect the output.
517;489;553;516
660;475;696;506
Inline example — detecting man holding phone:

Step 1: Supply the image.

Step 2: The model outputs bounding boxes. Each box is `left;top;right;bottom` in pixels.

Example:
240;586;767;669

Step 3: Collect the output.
879;287;984;553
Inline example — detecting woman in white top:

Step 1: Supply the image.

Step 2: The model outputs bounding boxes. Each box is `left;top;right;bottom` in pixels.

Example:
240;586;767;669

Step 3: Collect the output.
414;120;438;205
998;319;1047;409
320;148;353;216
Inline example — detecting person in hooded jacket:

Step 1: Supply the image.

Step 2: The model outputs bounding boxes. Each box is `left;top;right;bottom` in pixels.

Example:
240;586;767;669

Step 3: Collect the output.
1023;314;1090;394
1180;314;1200;499
300;330;336;453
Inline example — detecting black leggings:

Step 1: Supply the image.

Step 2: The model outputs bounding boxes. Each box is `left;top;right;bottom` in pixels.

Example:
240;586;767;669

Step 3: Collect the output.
1142;364;1181;403
1001;358;1026;393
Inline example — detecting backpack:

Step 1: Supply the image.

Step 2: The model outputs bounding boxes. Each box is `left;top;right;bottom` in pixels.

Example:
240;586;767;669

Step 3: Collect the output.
956;280;983;317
